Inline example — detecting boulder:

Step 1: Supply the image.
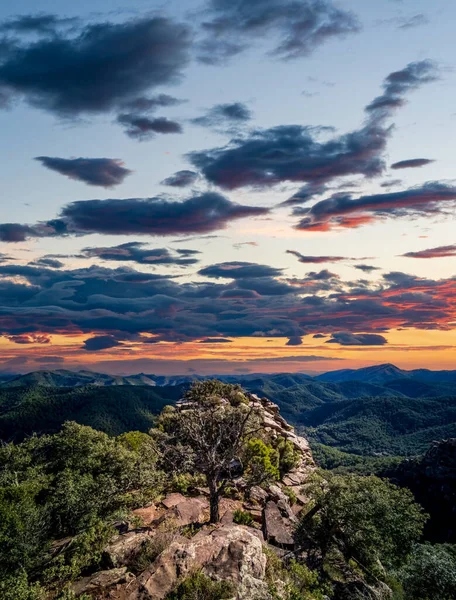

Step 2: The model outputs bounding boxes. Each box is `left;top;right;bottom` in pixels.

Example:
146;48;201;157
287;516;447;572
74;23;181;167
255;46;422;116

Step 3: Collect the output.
161;493;187;509
262;501;296;548
132;504;156;526
72;567;132;595
104;529;154;568
249;485;269;505
127;524;269;600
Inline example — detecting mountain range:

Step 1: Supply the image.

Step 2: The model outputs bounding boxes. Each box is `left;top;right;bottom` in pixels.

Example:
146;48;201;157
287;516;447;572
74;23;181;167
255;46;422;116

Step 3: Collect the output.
1;363;455;455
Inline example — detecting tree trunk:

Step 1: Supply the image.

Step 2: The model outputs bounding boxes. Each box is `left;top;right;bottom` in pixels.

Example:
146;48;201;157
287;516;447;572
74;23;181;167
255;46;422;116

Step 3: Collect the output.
207;476;220;523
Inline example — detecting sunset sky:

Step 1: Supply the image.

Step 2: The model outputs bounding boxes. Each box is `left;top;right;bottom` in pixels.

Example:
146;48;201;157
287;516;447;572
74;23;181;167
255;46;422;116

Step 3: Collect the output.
1;0;456;375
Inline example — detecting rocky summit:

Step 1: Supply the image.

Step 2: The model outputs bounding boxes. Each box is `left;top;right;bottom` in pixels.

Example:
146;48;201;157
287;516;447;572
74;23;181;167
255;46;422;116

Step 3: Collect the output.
70;393;315;599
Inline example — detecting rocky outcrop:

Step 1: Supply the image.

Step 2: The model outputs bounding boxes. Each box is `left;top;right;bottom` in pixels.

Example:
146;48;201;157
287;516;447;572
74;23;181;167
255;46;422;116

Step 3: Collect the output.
72;567;133;595
125;525;269;600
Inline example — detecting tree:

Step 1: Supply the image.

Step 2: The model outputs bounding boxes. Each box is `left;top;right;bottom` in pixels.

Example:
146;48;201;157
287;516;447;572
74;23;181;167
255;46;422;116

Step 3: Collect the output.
398;543;456;600
296;472;428;574
155;380;261;523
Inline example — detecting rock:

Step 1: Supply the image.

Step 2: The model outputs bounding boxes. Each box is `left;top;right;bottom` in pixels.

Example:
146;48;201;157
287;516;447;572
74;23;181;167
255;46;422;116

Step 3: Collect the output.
104;529;154;568
132;504;156;526
161;493;187;509
267;484;289;504
262;501;296;548
72;567;132;595
159;496;209;527
126;525;269;600
249;486;269;505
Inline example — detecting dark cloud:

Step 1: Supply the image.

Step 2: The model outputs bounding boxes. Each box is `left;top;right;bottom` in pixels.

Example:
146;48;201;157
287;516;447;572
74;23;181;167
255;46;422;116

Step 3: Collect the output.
295;182;456;232
313;333;326;339
198;338;232;343
286;336;303;346
30;257;64;269
0;262;456;347
287;250;347;264
5;334;51;344
326;332;388;346
0;223;56;243
380;179;403;188
0;16;191;117
81;242;199;266
402;244;456;259
161;170;199;187
391;158;434;170
83;335;122;352
36;156;132;187
199;261;282;279
33;355;65;363
353;264;380;272
198;0;359;63
188;60;437;195
58;193;268;237
121;94;184;113
365;60;437;118
0;14;78;34
117;114;183;140
192;102;252;128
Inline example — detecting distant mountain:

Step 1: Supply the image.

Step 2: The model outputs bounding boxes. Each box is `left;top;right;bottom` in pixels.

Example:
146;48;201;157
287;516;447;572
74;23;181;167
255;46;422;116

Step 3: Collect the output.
317;363;456;385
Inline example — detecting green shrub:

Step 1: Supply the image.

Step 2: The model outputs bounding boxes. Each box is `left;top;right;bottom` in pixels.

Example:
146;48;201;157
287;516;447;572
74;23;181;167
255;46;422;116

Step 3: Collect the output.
170;473;206;495
283;487;297;505
233;509;254;526
244;438;280;486
0;571;45;600
166;571;235;599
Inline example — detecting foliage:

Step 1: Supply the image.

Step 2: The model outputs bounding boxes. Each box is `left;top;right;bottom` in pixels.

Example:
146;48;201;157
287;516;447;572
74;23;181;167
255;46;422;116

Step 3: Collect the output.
311;443;404;475
169;473;207;495
274;437;301;475
233;509;254;526
397;543;456;600
283;487;297;505
165;571;235;600
243;438;280;486
0;571;45;600
297;472;428;575
0;384;184;441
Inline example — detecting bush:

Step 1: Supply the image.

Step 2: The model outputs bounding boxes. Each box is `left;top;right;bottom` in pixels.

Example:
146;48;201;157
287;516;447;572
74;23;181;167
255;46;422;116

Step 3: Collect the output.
233;509;254;526
0;571;45;600
166;571;235;600
244;438;280;486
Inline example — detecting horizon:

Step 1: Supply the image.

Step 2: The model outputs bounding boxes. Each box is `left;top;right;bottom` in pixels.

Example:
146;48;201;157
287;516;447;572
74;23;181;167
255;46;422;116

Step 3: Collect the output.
2;0;456;374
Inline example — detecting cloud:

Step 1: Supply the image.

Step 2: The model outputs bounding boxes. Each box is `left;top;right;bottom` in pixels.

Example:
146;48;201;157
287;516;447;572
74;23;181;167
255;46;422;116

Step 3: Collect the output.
326;332;388;345
198;337;232;343
199;261;283;279
59;193;268;237
353;264;380;272
380;179;403;188
287;250;347;264
192;102;252;128
398;14;429;30
120;94;184;113
189;61;437;195
0;14;78;34
29;257;64;269
198;0;359;63
313;333;326;339
286;336;303;346
0;16;191;117
296;182;456;232
83;335;122;352
161;170;199;187
5;334;51;344
0;193;269;243
36;156;132;187
365;60;438;118
33;355;65;363
401;244;456;259
117;114;183;140
81;242;200;266
391;158;434;170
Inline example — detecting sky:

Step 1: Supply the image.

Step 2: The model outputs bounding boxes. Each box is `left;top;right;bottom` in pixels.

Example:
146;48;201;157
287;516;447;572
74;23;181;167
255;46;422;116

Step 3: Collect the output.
1;0;456;375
